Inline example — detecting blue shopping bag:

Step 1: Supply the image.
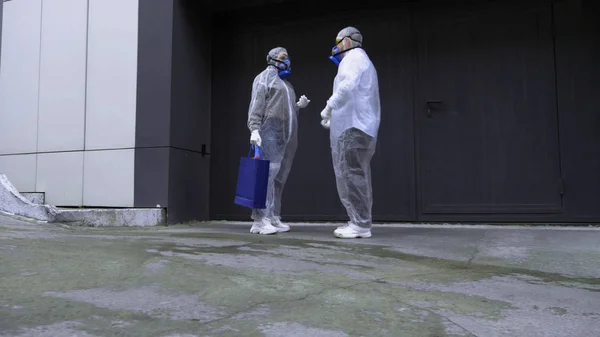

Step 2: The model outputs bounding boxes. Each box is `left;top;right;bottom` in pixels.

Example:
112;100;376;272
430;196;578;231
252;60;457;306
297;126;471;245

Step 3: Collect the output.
234;145;270;209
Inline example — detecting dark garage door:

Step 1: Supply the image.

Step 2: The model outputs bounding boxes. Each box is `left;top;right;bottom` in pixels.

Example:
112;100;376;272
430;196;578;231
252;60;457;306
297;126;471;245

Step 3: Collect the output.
414;2;563;219
210;0;562;222
210;7;416;221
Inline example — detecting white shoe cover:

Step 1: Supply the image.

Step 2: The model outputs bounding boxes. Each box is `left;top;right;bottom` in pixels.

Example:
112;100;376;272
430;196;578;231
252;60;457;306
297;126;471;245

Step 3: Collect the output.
334;223;372;239
271;218;290;233
250;219;278;235
336;222;351;231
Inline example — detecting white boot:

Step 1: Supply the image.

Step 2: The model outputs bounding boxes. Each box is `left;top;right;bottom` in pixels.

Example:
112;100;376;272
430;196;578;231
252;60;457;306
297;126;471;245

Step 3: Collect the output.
271;217;290;233
334;223;372;239
250;219;278;235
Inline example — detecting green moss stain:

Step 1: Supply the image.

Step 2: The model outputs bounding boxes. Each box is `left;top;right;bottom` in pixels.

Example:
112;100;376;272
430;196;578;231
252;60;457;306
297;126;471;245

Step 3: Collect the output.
0;223;597;337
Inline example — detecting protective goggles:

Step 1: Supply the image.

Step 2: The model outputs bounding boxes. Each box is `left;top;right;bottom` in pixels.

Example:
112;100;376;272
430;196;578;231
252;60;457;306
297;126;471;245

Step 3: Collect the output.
268;57;291;70
335;35;361;45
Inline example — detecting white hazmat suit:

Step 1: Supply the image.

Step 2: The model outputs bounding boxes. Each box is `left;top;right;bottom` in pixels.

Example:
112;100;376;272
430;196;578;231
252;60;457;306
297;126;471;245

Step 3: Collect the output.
321;27;381;239
247;47;310;235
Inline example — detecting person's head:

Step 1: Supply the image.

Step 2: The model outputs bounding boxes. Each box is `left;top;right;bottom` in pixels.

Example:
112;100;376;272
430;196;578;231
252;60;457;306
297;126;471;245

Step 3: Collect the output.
335;27;363;54
267;47;290;69
267;47;292;79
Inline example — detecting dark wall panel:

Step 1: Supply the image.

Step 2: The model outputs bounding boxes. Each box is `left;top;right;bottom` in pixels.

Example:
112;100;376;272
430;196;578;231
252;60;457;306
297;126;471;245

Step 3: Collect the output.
168;148;210;224
0;0;3;67
134;0;174;210
165;1;212;223
367;11;416;221
209;23;257;220
414;1;563;220
554;0;600;221
134;148;170;208
158;0;600;223
171;1;212;153
135;0;174;148
135;0;212;223
210;5;416;221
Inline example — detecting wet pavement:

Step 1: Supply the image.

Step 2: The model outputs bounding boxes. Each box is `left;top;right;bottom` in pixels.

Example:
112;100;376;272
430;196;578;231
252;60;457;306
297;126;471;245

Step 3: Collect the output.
1;215;599;337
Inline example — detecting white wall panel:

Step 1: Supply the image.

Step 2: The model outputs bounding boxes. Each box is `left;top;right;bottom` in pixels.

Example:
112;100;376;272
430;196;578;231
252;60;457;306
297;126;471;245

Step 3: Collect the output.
37;0;88;152
36;151;84;206
83;149;134;207
85;0;139;150
0;0;42;155
0;154;37;192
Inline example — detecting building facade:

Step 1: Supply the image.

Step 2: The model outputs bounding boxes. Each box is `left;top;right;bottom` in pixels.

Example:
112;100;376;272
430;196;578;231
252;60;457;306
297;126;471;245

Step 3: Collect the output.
1;0;599;224
0;0;140;208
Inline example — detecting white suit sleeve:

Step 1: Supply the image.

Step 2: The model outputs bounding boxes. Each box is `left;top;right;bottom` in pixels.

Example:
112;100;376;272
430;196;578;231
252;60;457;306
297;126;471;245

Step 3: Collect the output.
247;75;268;132
327;56;364;110
290;84;301;114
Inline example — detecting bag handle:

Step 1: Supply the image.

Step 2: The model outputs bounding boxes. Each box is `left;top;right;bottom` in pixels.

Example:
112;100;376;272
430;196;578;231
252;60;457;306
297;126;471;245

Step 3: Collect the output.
248;145;263;159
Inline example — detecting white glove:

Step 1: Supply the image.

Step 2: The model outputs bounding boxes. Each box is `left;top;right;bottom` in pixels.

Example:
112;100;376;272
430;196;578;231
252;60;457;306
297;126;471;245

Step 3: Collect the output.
320;105;332;120
296;95;310;108
321;118;330;129
250;130;262;147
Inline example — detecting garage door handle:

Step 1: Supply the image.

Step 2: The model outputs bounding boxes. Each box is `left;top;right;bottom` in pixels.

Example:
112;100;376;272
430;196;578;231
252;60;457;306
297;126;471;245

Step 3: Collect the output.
426;101;443;118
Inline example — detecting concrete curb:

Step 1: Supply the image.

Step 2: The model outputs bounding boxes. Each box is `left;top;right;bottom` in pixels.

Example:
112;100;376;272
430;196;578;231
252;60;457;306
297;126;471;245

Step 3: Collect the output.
1;174;165;227
0;174;58;222
21;192;45;204
54;208;166;227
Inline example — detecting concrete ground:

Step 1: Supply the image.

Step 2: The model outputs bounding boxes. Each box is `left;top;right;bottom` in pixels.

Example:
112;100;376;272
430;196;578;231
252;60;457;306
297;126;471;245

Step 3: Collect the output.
1;215;599;337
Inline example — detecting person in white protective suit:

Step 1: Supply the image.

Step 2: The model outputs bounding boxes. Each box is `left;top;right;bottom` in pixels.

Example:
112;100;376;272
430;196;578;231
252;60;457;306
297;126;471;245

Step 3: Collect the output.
247;47;311;235
321;27;381;239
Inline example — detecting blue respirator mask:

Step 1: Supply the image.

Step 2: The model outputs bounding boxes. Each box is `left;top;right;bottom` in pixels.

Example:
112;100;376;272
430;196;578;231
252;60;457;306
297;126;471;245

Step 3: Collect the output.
329;36;362;66
270;58;292;79
329;46;343;66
